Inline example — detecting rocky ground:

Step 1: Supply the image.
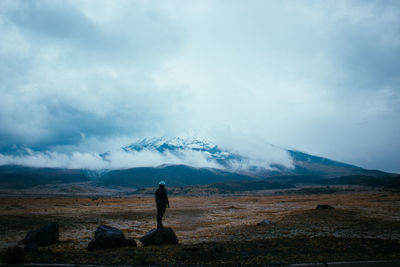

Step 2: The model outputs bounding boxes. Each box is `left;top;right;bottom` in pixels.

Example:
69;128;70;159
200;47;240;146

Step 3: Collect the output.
1;189;400;265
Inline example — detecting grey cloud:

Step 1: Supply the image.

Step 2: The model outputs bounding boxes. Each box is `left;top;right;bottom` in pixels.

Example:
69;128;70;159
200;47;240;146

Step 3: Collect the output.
0;0;184;151
0;1;399;172
6;1;100;40
4;1;181;60
326;22;400;92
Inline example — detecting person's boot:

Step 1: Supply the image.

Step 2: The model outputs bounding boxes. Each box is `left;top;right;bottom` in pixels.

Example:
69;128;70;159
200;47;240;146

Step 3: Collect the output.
157;222;163;229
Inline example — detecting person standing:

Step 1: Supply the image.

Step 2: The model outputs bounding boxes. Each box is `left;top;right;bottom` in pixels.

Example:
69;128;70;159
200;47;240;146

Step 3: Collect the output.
155;181;170;228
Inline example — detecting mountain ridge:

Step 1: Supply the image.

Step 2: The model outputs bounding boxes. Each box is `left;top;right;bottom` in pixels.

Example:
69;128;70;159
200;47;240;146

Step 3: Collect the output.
0;137;397;190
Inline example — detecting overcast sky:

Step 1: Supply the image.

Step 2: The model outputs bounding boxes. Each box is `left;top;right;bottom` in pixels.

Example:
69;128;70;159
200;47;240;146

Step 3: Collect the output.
0;0;399;172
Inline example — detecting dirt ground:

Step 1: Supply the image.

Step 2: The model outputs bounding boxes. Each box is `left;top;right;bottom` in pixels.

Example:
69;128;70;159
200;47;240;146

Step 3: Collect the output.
1;190;400;265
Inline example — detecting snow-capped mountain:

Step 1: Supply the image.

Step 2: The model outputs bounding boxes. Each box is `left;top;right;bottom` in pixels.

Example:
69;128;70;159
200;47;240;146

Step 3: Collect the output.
0;136;395;190
122;137;294;174
117;136;389;180
123;137;241;168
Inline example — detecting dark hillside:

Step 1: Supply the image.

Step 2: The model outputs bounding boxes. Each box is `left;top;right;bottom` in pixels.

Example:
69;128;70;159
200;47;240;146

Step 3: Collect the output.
0;165;88;189
328;174;400;189
99;165;257;188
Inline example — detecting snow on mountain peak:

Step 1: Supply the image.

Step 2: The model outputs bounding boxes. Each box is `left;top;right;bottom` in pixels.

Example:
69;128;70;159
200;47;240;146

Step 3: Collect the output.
121;136;293;172
123;136;217;153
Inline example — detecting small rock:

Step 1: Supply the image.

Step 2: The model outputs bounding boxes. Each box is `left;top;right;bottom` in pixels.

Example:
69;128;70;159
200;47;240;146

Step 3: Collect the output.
316;204;334;210
23;222;59;246
4;246;23;264
140;227;178;246
257;219;272;226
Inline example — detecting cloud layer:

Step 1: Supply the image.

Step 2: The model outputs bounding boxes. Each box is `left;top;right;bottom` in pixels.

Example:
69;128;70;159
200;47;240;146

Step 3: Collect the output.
0;137;294;171
0;147;219;170
0;0;399;172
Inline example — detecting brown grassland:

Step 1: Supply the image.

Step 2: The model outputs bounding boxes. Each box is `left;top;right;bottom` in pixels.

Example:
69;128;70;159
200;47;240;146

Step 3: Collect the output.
1;190;400;265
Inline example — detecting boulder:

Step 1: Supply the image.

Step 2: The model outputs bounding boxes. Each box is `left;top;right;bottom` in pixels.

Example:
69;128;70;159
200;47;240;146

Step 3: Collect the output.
256;219;272;226
87;225;136;250
316;204;334;210
140;227;178;246
23;222;59;246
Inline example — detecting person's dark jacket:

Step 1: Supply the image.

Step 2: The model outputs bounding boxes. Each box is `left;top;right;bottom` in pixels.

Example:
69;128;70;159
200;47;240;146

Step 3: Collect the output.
155;186;169;208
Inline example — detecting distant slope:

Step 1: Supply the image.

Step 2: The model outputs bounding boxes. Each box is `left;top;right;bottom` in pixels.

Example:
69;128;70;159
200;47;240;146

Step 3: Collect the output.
99;164;257;188
288;150;357;168
286;150;388;178
0;165;88;189
133;179;295;195
209;180;295;192
0;163;398;191
327;174;400;189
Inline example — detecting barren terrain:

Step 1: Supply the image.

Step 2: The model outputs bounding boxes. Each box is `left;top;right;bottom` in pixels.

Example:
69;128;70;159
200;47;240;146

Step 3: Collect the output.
1;189;400;265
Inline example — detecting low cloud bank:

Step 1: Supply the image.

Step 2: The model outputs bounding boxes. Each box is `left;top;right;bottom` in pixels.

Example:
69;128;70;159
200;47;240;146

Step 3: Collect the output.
0;138;294;171
0;148;220;170
211;133;295;171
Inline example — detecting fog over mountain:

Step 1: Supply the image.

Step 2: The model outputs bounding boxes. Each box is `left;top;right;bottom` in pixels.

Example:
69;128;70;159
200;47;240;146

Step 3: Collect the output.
0;137;294;171
0;1;399;172
2;136;397;191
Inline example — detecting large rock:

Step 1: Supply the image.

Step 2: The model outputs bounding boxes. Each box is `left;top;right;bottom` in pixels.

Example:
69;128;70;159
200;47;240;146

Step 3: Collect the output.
23;222;59;246
23;242;38;253
87;225;136;250
140;227;178;246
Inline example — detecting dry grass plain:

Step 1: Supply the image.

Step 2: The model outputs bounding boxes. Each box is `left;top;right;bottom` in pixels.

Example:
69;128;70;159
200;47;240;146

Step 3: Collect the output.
1;190;400;265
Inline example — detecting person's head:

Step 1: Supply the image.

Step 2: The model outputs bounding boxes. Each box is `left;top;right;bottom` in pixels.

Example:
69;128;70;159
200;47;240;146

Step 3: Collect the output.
158;181;166;188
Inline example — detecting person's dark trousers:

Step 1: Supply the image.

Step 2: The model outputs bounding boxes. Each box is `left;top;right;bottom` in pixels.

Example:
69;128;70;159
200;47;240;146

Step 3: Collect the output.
157;204;166;228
